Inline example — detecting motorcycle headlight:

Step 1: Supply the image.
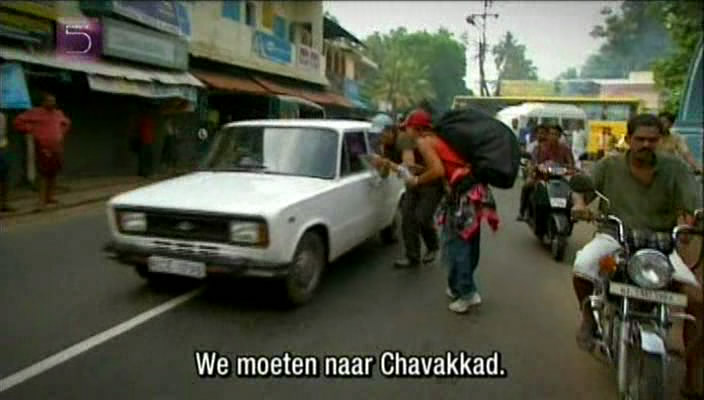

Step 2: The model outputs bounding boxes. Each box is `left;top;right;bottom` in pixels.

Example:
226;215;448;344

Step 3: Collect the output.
230;221;268;246
626;249;673;289
116;211;147;233
549;166;567;175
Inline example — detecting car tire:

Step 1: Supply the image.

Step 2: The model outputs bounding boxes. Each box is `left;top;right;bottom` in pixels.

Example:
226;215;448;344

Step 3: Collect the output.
284;232;326;306
381;203;402;244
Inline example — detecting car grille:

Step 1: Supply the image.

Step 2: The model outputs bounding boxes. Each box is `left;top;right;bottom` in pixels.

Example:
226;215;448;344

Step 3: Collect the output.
144;212;230;243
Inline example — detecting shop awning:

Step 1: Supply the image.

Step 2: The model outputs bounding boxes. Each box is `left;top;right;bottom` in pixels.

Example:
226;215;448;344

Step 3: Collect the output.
252;75;355;108
191;69;269;96
0;45;203;101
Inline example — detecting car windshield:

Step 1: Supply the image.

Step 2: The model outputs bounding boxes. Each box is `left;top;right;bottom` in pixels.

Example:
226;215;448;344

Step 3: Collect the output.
200;126;339;179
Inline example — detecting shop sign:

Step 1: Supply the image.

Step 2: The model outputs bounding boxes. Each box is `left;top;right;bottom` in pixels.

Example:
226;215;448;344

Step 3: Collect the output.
0;62;32;109
252;31;292;65
0;10;53;47
102;17;188;70
88;75;198;103
0;1;57;20
80;0;190;40
297;45;321;71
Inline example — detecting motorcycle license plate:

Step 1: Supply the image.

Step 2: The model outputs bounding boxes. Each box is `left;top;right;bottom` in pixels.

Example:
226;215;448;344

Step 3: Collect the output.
549;198;567;208
148;256;206;279
609;282;687;307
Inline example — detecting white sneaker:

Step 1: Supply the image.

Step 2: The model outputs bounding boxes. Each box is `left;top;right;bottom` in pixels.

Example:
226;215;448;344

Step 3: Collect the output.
448;293;482;313
446;287;457;299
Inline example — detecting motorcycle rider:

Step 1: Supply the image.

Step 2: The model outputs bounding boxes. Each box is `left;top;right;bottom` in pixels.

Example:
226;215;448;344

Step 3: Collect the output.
517;124;574;221
570;114;701;385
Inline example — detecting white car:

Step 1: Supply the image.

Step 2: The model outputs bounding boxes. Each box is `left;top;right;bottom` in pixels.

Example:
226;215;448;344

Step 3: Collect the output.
104;119;405;305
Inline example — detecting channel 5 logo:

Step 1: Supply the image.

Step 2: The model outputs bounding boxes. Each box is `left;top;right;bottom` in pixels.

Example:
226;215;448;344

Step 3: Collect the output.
56;18;102;60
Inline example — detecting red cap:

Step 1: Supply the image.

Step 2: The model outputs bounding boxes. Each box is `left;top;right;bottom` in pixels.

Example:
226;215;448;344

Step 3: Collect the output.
401;109;432;130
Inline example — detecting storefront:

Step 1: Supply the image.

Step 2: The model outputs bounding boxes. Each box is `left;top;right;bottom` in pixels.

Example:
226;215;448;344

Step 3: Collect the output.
0;1;206;185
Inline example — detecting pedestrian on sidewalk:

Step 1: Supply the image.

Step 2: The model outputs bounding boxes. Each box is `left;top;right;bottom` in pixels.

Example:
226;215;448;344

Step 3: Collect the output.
161;117;178;174
13;92;71;210
135;111;156;178
0;110;14;212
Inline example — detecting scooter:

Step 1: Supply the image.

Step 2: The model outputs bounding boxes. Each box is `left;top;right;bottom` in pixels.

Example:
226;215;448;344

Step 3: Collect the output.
523;161;574;261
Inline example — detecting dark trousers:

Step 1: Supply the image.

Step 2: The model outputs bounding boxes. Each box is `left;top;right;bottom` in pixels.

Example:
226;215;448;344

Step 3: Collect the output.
401;182;444;262
519;181;535;216
138;144;153;177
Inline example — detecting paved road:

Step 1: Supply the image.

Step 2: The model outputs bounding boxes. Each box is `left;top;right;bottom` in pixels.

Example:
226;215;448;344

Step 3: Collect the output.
0;188;687;399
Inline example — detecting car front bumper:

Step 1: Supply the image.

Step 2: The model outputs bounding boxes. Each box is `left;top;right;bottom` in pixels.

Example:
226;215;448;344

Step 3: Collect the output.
103;241;291;278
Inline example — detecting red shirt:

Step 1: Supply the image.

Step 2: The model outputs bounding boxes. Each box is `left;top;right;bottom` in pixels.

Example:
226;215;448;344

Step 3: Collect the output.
532;142;574;166
433;137;471;184
138;116;155;145
14;107;71;152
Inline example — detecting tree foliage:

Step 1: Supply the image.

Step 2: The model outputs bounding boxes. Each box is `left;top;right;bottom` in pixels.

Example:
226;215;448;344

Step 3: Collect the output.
580;1;673;79
651;1;704;113
362;28;469;113
491;31;538;81
557;67;578;80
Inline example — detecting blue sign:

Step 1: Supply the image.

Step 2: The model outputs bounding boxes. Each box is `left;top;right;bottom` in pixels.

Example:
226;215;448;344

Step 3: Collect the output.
252;31;292;65
222;0;241;22
111;1;190;39
0;63;32;110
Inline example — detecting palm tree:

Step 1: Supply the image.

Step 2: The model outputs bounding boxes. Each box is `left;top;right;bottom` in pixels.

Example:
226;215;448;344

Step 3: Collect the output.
365;46;435;113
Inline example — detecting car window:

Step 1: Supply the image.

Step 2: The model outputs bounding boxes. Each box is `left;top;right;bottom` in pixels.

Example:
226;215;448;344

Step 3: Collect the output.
340;130;368;177
682;48;702;122
202;126;338;179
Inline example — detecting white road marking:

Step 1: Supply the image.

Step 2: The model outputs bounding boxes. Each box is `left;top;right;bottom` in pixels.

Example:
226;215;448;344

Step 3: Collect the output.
0;287;204;393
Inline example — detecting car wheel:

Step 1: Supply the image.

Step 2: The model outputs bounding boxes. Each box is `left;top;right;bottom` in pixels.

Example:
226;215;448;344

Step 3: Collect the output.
284;232;326;306
381;203;402;244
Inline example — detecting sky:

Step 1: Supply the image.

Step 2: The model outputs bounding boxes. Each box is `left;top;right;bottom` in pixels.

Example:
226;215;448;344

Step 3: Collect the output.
323;0;620;93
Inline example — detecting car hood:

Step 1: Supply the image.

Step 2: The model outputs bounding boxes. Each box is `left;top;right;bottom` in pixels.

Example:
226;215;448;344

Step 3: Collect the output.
109;172;334;216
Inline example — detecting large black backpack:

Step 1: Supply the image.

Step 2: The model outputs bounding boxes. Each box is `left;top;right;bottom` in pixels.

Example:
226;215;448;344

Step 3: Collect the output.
433;107;520;189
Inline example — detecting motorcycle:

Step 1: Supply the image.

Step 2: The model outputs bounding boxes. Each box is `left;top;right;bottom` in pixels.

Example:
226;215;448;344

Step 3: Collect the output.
523;161;574;261
572;182;703;400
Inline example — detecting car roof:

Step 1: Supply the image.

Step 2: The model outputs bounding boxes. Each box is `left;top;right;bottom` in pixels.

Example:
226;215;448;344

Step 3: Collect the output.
223;119;372;131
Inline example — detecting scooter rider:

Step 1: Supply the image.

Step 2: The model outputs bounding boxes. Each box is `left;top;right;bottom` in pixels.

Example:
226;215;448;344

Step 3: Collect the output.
569;114;701;393
518;124;574;221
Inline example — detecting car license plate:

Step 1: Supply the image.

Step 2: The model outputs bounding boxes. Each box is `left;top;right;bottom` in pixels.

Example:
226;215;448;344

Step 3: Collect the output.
148;256;206;279
609;282;687;307
549;198;567;208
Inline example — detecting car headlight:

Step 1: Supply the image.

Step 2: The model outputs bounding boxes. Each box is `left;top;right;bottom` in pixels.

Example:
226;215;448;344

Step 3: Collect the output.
230;221;268;246
116;211;147;233
627;249;673;289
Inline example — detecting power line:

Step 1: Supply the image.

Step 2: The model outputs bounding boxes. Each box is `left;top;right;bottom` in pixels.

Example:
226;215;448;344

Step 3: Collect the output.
466;0;499;97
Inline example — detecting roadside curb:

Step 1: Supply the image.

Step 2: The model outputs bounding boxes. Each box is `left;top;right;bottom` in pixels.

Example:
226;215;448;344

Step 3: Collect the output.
0;183;144;222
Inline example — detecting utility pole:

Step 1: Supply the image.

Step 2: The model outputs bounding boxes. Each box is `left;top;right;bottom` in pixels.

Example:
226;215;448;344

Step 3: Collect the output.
467;0;499;97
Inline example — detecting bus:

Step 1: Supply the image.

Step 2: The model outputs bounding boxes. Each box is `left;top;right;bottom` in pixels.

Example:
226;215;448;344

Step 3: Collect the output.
672;38;703;167
451;95;642;155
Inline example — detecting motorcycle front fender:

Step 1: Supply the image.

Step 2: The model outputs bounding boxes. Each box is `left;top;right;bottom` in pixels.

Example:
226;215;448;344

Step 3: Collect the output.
550;213;572;236
637;325;667;355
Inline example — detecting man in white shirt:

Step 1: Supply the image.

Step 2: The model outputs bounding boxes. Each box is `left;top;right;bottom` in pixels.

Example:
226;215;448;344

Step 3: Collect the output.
570;121;588;169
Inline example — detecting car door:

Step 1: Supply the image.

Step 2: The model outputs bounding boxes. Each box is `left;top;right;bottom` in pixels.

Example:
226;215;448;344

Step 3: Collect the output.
364;130;400;231
332;130;378;253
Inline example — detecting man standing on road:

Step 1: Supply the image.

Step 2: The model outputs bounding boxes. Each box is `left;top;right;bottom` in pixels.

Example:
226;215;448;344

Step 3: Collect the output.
0;110;14;212
392;109;445;268
13;92;71;210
